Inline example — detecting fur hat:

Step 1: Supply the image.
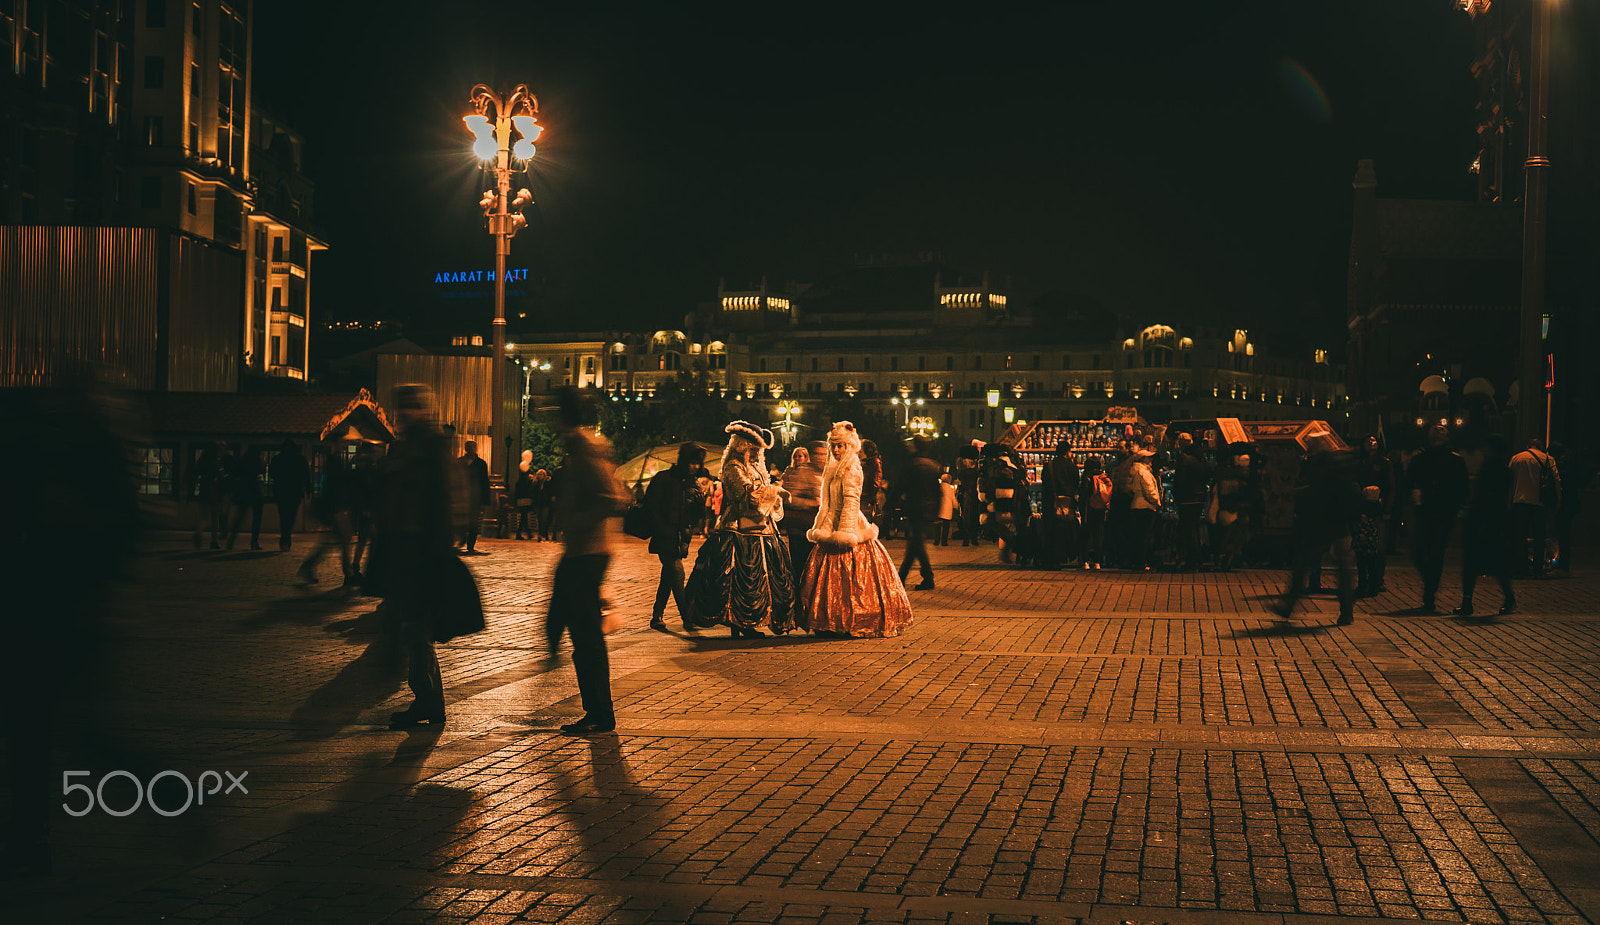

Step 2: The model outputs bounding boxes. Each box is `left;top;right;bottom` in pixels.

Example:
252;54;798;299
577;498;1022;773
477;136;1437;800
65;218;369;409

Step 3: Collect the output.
827;420;862;456
725;420;774;449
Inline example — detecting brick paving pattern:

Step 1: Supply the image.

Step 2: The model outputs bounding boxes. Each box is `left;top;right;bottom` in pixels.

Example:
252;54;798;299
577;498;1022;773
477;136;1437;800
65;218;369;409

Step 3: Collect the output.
5;535;1599;924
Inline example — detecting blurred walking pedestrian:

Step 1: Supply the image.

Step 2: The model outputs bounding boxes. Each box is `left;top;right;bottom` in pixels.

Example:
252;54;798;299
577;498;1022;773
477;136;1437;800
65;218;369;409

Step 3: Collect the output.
297;447;354;586
225;447;266;550
780;441;827;588
646;442;708;632
1406;425;1468;613
893;434;941;590
545;388;631;735
1271;437;1359;625
269;439;311;551
369;386;464;729
956;444;982;546
347;443;379;582
1455;434;1516;620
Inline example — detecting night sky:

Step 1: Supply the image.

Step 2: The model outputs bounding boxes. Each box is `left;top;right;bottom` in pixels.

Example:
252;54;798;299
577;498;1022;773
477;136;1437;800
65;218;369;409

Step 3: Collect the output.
255;2;1488;354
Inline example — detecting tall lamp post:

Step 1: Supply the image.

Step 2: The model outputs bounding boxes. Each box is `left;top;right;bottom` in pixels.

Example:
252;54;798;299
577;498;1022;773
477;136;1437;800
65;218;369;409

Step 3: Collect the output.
465;83;541;487
1517;0;1552;448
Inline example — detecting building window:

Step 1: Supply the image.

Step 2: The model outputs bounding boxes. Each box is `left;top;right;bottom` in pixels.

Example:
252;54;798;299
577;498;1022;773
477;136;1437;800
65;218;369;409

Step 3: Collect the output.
192;1;201;35
811;357;819;371
270;335;282;366
585;357;595;373
137;446;175;497
186;183;196;214
784;357;792;372
144;55;164;88
272;236;283;261
759;358;767;372
947;356;955;371
944;410;953;431
836;357;845;371
1005;355;1013;370
147;0;167;29
1032;355;1041;370
890;357;899;371
1092;354;1101;370
609;354;627;371
973;356;982;370
140;176;161;208
1062;355;1071;369
864;357;871;371
145;116;163;146
918;356;926;371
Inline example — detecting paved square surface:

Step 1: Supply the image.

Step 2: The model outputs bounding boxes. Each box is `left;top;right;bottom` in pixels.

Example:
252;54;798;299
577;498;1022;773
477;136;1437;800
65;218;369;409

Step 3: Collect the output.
5;535;1599;924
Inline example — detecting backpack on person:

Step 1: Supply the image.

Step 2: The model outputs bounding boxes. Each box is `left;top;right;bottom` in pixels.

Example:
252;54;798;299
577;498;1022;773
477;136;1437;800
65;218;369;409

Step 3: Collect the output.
1090;472;1113;510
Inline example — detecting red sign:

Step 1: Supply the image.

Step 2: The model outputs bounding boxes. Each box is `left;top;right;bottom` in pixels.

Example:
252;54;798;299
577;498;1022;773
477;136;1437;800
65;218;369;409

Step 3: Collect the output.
1546;354;1555;390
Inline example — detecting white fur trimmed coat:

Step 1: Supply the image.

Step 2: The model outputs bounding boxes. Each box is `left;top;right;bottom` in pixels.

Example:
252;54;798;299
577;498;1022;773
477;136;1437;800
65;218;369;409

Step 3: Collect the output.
807;456;879;548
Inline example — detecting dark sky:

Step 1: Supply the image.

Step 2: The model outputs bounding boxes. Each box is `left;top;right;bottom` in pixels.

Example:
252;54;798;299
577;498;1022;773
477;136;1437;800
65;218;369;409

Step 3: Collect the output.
255;2;1485;353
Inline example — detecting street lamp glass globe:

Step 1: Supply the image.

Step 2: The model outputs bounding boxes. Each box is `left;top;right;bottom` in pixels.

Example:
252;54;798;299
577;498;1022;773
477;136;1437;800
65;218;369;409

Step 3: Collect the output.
473;137;498;160
512;139;537;161
512;115;543;142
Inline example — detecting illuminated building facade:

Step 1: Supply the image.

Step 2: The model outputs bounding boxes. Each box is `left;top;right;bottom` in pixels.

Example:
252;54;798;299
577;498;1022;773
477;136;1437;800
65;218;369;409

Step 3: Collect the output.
491;262;1343;444
0;0;325;389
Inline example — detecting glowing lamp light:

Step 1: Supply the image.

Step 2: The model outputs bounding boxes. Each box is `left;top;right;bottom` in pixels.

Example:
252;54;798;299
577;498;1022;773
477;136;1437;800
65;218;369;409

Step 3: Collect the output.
1003;407;1015;424
464;115;497;160
512;139;537;161
986;389;1000;408
512;115;542;143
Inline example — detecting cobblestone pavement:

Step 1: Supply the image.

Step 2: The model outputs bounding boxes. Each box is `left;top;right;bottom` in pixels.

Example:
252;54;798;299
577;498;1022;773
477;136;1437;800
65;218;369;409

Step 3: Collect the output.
5;534;1599;924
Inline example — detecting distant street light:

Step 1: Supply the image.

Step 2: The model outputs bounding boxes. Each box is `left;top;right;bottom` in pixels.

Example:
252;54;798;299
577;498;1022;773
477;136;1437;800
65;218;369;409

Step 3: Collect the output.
986;388;1000;442
890;395;924;431
465;82;541;488
773;399;803;444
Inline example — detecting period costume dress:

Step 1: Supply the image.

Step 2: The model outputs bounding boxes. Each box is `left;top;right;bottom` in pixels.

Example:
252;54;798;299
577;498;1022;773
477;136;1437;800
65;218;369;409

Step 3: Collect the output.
686;422;796;636
799;422;914;638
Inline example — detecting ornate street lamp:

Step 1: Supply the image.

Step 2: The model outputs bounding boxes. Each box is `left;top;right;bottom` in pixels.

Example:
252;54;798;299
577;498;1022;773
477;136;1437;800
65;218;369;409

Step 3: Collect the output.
773;399;803;444
465;83;541;487
986;388;1000;442
890;395;924;431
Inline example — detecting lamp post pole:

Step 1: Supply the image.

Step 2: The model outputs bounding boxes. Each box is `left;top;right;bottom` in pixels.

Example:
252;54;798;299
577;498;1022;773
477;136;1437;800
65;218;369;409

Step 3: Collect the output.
1517;0;1551;448
466;83;541;488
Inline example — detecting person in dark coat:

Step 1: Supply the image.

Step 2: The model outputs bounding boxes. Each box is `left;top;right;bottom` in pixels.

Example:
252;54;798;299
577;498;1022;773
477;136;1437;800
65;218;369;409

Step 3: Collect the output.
1272;437;1360;625
1040;441;1080;570
297;447;354;586
1454;435;1516;620
224;447;266;550
646;442;708;632
347;443;379;581
892;434;942;589
372;386;455;728
860;439;886;525
1078;456;1111;569
1406;424;1469;613
955;444;982;546
458;441;492;554
1172;435;1212;571
1354;436;1396;593
190;442;227;549
269;439;311;551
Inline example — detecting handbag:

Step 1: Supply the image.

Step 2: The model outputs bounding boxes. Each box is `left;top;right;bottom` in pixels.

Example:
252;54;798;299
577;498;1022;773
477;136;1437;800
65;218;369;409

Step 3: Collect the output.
427;553;486;643
622;504;653;540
